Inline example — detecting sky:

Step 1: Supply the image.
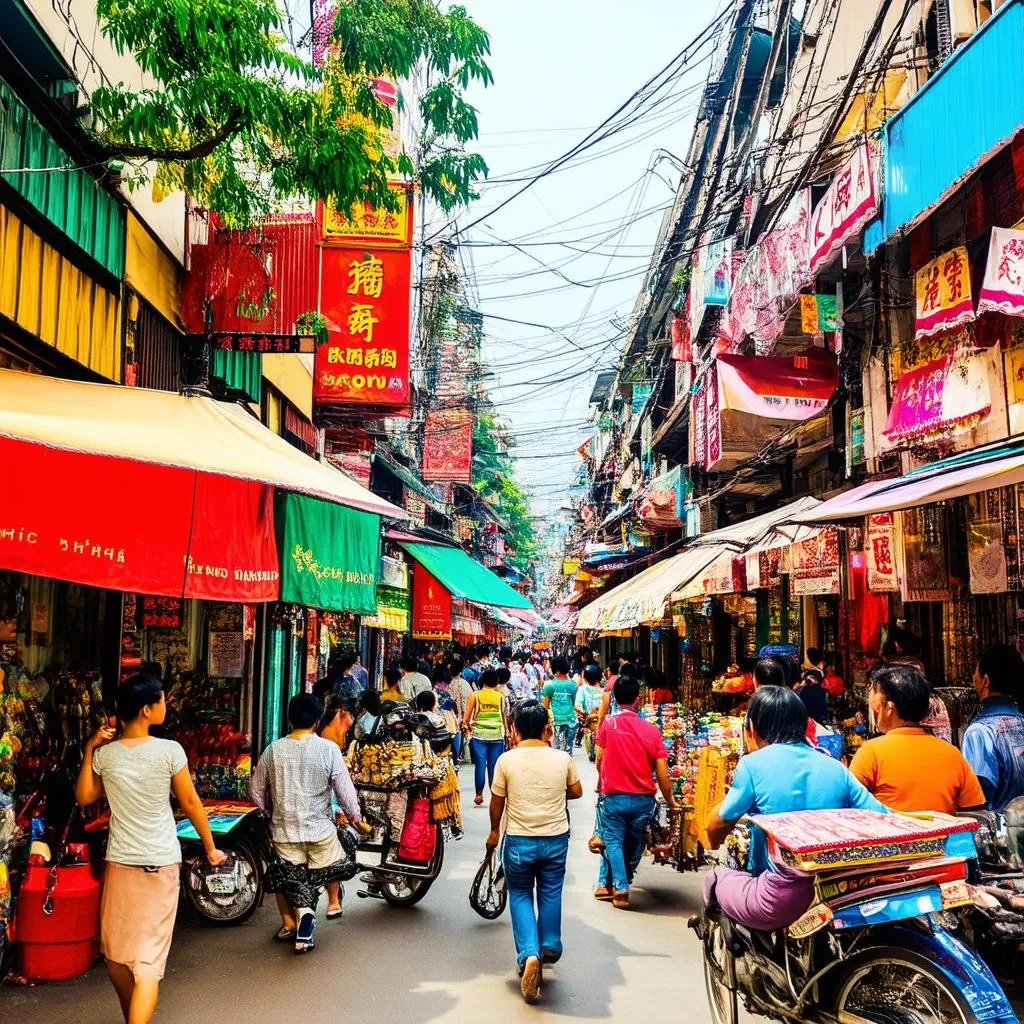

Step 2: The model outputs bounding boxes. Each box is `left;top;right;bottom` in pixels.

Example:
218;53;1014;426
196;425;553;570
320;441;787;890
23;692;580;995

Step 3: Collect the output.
454;0;723;527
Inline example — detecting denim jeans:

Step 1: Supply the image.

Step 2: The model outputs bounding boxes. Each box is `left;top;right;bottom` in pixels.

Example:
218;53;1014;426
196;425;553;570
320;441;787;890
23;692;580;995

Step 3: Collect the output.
450;730;464;765
597;793;655;894
502;832;570;968
470;737;504;795
553;722;576;752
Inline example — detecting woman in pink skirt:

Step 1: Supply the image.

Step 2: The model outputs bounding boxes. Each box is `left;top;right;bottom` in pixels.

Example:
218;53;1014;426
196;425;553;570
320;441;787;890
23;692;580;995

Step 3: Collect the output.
76;673;225;1024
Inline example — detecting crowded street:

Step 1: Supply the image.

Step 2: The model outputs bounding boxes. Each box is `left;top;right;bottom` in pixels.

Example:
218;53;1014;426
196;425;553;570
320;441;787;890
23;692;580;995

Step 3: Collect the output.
3;762;704;1023
6;0;1024;1021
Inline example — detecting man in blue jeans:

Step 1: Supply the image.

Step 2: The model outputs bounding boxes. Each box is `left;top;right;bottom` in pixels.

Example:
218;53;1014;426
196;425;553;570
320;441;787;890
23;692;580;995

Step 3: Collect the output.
594;675;679;909
487;702;583;1004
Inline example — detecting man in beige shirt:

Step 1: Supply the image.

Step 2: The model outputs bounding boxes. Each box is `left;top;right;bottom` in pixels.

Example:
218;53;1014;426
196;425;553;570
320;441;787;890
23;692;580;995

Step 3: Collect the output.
486;701;582;1006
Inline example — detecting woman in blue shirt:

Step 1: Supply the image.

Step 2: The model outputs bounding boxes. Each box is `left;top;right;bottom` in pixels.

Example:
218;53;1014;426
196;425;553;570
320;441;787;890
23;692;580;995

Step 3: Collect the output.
703;687;886;931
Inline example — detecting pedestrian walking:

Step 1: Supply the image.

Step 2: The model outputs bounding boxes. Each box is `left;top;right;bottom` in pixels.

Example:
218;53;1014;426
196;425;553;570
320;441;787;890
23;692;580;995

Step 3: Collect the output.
399;655;432;700
75;673;226;1024
541;657;579;752
250;693;364;954
463;668;507;806
486;701;583;1004
593;674;678;909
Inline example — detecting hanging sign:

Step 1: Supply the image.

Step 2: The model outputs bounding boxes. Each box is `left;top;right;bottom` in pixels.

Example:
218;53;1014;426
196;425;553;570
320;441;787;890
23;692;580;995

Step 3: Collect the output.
977;226;1024;317
705;362;722;469
809;142;878;272
702;237;733;307
915;246;974;340
422;407;473;482
865;513;899;593
208;332;316;354
319;183;413;249
790;527;841;596
412;565;452;639
276;493;379;613
315;243;412;412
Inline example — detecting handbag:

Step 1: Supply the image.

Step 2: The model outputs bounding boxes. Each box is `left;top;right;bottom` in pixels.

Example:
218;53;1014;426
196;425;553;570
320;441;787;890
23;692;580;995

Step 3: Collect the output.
468;847;506;920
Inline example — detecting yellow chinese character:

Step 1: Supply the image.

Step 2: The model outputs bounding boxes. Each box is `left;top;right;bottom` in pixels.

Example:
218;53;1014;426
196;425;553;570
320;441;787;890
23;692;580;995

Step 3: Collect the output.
380;348;397;369
327;347;344;364
347;254;385;298
365;348;381;368
347;303;379;343
345;347;363;366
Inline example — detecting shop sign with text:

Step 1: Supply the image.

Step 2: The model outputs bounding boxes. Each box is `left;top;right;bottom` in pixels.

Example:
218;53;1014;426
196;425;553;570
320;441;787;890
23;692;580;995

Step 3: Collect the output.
315;244;412;411
915;246;974;340
412;565;452;639
319;183;413;248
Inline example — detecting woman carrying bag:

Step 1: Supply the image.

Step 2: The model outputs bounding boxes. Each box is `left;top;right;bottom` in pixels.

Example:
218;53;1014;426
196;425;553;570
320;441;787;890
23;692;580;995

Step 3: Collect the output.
75;673;225;1024
485;701;582;1005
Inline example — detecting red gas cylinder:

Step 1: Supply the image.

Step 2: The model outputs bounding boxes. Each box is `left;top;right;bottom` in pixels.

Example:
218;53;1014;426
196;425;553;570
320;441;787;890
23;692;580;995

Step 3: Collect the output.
15;845;101;981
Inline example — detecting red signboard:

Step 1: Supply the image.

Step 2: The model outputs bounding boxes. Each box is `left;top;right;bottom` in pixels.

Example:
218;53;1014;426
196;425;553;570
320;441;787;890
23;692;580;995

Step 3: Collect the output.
422;407;473;482
0;437;280;602
411;565;452;639
314;245;413;412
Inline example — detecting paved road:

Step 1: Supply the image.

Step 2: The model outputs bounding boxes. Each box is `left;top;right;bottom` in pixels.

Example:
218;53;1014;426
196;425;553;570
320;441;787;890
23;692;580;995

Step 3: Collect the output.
2;759;710;1022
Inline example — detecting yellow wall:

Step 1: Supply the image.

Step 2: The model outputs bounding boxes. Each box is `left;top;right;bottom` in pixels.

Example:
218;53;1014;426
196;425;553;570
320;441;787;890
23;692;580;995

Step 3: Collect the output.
125;212;182;328
262;353;314;420
0;204;121;381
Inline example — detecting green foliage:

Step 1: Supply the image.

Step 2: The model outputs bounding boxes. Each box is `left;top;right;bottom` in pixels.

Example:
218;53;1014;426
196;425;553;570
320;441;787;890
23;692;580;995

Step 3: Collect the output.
90;0;491;224
473;411;538;573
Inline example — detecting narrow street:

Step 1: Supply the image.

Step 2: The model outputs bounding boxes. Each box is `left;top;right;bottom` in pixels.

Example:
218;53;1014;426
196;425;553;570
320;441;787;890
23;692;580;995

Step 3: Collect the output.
2;760;709;1023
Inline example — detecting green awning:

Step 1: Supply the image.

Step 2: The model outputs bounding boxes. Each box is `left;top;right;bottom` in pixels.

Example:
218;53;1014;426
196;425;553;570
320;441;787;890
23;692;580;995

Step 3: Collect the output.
402;542;532;610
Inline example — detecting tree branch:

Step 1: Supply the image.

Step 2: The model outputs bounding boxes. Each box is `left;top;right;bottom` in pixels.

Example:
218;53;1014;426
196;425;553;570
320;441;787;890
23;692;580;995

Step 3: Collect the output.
105;110;244;162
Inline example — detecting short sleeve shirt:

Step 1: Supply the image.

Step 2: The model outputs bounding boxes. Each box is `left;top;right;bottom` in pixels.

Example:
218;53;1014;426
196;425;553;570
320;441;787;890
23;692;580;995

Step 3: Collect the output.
962;699;1024;811
849;727;985;814
491;746;579;836
542;678;579;725
93;738;188;866
720;742;887;875
596;710;668;796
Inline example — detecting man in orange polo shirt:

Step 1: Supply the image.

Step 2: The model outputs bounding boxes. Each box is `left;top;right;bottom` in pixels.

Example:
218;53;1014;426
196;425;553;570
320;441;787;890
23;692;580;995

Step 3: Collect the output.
850;663;985;814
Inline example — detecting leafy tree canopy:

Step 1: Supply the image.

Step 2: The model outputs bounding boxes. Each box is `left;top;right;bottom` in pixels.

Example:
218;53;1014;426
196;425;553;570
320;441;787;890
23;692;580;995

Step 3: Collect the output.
91;0;491;224
473;411;538;574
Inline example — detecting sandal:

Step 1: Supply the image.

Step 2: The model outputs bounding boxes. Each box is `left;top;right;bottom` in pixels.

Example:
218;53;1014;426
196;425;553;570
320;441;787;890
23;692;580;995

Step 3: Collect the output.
474;794;484;806
326;907;343;920
275;926;297;942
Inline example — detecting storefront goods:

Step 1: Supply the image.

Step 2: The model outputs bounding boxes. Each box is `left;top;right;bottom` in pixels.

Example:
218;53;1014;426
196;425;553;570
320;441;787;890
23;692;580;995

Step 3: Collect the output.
790;527;840;596
978;226;1024;317
865;514;899;592
914;246;975;340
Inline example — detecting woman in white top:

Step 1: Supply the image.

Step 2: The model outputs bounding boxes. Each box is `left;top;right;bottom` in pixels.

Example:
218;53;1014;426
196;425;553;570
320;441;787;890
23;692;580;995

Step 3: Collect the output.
486;701;582;1005
76;673;224;1024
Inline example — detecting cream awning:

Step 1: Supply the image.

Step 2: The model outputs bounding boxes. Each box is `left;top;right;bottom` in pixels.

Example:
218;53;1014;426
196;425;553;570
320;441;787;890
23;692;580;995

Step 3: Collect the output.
0;367;404;518
576;546;723;631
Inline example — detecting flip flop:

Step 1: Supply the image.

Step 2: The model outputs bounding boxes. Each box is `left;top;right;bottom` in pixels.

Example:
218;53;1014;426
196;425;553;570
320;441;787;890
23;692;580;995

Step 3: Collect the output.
326;908;343;920
275;926;297;942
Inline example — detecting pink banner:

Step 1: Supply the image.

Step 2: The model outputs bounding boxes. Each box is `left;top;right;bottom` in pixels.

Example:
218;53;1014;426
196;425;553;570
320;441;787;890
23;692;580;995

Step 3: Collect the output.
884;346;996;446
810;143;878;273
705;362;721;469
978;226;1024;317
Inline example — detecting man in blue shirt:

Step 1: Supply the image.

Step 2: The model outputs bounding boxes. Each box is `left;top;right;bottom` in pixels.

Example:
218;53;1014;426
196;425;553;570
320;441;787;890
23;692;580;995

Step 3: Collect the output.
963;644;1024;812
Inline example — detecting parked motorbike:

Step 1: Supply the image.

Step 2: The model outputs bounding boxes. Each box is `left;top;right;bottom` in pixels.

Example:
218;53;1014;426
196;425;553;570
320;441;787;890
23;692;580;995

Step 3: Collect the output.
693;821;1018;1024
958;797;1024;978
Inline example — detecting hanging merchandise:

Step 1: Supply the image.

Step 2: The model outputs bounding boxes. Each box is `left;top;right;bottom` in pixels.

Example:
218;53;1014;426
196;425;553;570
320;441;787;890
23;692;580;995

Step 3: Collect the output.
865;514;900;593
670;313;692;362
967;491;1009;595
900;507;949;602
977;226;1024;317
914;246;975;340
789;528;841;596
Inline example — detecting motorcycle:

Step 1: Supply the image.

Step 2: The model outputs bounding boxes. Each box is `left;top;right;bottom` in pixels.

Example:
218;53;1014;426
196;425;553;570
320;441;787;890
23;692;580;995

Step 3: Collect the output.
693;812;1019;1024
958;797;1024;978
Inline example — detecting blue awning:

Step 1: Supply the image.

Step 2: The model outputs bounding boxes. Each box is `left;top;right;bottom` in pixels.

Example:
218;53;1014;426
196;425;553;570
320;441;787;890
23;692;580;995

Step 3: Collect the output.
881;0;1024;240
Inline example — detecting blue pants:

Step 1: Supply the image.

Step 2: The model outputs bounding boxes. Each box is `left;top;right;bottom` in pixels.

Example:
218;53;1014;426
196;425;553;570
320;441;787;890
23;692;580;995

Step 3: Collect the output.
598;793;655;894
451;731;464;765
502;832;570;968
470;737;504;796
553;722;576;752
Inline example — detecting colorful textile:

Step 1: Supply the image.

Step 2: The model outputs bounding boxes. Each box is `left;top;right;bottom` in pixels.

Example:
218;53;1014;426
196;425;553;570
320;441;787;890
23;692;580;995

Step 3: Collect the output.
914;246;974;340
962;697;1024;811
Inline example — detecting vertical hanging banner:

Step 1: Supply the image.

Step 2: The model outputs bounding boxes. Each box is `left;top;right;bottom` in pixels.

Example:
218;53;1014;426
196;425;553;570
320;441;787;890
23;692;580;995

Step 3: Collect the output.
422;408;473;482
809;142;878;272
276;492;380;613
705;362;722;469
915;246;974;340
865;513;899;593
412;566;453;639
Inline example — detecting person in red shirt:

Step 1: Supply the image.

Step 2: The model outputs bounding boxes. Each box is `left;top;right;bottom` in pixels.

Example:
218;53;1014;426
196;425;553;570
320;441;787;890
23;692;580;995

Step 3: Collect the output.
593;675;679;909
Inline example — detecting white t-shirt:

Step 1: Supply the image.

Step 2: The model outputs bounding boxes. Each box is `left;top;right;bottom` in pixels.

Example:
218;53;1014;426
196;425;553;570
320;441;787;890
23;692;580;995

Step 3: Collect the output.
491;746;579;837
93;738;188;866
